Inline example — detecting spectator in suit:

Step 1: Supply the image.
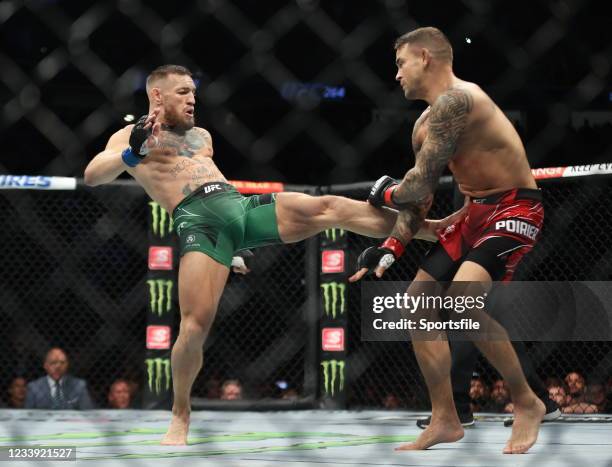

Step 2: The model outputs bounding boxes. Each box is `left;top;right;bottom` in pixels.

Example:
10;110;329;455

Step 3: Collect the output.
25;347;94;410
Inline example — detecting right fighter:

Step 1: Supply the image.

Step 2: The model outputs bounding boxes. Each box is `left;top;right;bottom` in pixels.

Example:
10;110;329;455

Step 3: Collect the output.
350;27;546;454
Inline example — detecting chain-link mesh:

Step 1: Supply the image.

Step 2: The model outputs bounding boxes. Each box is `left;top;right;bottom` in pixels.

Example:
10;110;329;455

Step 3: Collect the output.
2;178;612;414
0;185;312;408
193;241;310;400
338;178;612;414
0;185;148;406
1;2;610;181
1;0;612;417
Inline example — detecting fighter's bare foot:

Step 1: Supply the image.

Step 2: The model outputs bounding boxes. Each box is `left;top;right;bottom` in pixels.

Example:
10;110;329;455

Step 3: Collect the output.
503;396;545;454
161;414;190;445
395;420;464;451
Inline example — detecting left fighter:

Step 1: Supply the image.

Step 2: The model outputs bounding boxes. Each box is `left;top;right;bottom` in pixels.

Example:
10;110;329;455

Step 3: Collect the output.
84;64;461;445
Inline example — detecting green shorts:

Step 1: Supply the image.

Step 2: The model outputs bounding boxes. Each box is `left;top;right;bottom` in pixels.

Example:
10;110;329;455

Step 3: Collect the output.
172;182;282;267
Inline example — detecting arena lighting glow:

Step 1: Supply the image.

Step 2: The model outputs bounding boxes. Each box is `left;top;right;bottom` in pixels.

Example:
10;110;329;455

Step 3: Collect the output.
124;114;135;122
465;37;472;44
280;82;346;101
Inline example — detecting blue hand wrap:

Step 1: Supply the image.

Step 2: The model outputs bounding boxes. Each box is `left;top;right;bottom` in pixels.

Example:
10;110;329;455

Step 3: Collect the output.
121;148;141;167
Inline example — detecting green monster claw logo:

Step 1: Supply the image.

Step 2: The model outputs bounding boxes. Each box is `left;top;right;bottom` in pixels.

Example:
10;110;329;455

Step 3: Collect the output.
149;201;173;238
320;282;346;318
146;279;173;316
323;228;345;242
145;358;171;395
321;360;345;396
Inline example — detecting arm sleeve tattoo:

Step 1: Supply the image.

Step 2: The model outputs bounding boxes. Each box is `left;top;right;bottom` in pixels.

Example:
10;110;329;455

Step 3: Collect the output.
390;88;473;244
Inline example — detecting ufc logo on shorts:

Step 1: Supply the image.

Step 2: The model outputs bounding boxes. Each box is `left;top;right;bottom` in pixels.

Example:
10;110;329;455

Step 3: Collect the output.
204;184;221;193
495;220;539;240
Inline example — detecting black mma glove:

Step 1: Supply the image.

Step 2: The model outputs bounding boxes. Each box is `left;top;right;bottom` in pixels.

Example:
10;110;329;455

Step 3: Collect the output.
356;237;405;275
368;175;399;208
122;115;154;167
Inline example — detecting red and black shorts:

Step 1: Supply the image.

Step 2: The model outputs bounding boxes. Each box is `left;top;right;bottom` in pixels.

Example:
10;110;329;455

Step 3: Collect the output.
421;188;544;282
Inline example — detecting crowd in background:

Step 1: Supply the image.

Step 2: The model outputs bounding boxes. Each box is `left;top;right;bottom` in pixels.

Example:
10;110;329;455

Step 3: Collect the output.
1;347;299;410
379;372;612;415
3;346;611;415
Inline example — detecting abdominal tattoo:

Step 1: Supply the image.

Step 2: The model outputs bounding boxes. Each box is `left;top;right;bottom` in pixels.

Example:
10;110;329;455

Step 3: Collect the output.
182;184;193;196
177;162;217;197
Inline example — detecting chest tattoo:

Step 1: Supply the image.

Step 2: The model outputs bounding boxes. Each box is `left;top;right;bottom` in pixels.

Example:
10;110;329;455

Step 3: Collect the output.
154;129;209;158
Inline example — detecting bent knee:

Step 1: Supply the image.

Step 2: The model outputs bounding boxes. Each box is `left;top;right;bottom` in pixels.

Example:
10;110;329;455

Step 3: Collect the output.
321;196;350;224
318;195;339;216
180;311;216;336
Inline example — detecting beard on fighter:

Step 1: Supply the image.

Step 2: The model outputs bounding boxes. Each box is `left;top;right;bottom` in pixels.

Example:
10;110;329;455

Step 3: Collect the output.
163;105;195;131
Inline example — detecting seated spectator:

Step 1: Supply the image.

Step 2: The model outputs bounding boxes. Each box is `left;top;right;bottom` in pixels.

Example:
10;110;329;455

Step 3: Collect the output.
548;385;570;410
107;379;132;409
382;393;401;410
490;379;510;413
220;379;242;400
7;377;27;408
585;383;607;413
545;376;564;389
25;347;94;410
281;388;299;401
565;372;587;405
562;371;600;413
469;375;490;412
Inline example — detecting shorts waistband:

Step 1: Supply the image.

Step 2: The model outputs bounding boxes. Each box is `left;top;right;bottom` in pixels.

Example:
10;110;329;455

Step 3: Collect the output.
174;182;238;212
471;188;542;205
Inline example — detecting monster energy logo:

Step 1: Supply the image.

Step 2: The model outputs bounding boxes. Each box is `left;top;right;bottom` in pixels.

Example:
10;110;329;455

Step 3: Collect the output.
323;228;345;242
146;279;173;315
149;201;173;238
145;358;171;395
321;359;345;396
320;282;346;318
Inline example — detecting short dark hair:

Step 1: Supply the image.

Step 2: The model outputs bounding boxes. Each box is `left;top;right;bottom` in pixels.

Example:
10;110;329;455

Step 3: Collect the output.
45;347;67;360
109;379;130;390
394;27;453;64
221;379;241;390
146;64;192;91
